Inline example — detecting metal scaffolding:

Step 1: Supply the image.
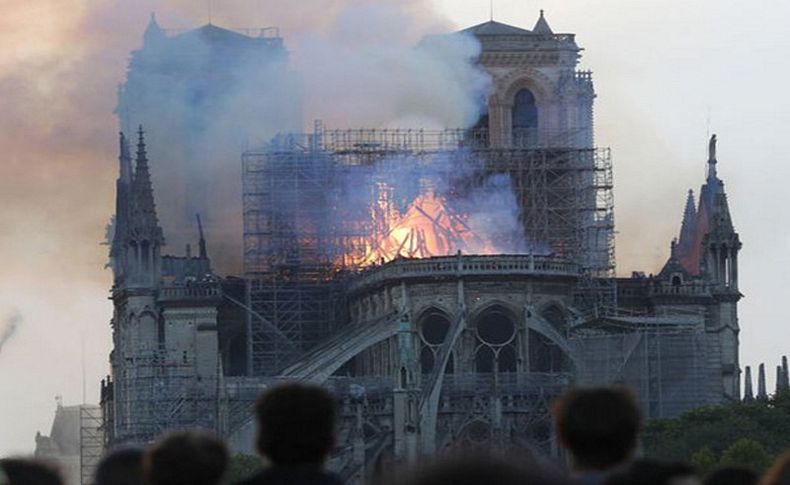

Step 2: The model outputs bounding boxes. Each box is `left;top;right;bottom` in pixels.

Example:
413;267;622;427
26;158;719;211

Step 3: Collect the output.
242;127;616;375
79;405;103;485
111;349;216;444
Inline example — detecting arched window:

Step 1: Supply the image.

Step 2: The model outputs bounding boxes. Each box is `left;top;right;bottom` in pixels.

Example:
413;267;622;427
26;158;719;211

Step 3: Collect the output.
512;88;538;146
475;346;495;373
498;346;517;373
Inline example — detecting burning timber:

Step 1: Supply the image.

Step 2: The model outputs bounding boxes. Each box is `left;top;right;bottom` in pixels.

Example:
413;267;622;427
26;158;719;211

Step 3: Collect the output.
97;13;743;485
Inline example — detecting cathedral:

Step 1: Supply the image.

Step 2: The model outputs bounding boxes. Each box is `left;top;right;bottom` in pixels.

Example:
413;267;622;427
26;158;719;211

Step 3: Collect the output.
101;12;742;481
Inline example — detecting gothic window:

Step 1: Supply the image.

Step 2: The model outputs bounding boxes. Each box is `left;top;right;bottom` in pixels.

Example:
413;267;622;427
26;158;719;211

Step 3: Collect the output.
419;310;452;375
476;309;516;345
475;346;495;373
497;345;517;373
512;88;538;147
421;312;450;345
420;346;435;374
474;306;519;374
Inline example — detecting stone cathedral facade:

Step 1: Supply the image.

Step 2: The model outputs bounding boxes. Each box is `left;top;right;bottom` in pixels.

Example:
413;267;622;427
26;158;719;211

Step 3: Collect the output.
101;12;742;481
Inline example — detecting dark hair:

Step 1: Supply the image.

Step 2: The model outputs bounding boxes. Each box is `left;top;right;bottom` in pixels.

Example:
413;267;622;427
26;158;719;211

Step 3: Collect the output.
761;451;790;485
404;455;569;485
0;458;63;485
704;466;759;485
94;448;144;485
144;431;228;485
254;382;337;466
606;459;697;485
554;386;642;470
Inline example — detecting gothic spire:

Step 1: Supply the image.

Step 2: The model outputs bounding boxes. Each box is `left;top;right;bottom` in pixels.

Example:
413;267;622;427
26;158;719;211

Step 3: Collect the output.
679;189;696;243
111;132;133;263
757;363;767;399
743;366;754;401
131;125;164;244
119;131;132;184
533;9;554;34
196;213;208;259
143;12;166;47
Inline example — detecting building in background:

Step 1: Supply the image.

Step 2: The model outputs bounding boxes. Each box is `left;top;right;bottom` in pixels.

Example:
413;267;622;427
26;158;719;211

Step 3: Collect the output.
34;399;101;485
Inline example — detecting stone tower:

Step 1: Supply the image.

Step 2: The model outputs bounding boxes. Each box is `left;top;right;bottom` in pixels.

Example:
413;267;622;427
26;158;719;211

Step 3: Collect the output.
107;128;221;444
462;10;595;149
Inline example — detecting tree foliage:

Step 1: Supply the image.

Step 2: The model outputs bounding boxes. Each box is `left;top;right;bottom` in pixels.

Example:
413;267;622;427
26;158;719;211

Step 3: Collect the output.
720;438;772;472
642;389;790;473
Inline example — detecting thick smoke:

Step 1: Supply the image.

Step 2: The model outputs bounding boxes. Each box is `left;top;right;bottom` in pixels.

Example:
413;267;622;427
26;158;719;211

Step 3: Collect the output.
0;311;21;355
297;5;490;128
116;2;490;274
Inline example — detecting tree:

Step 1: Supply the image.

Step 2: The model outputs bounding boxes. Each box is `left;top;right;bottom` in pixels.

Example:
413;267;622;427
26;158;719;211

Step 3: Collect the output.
643;389;790;467
720;438;772;473
691;446;717;474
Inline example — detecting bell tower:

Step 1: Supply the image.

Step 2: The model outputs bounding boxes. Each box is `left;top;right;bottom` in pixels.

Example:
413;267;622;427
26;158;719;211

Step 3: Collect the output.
461;11;595;149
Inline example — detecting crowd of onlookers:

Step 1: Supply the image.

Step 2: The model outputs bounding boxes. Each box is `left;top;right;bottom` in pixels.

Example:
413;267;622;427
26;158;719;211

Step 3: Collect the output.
1;384;789;485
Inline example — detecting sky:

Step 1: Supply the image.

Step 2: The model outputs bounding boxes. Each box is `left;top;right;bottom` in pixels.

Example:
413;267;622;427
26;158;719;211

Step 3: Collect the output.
0;0;788;455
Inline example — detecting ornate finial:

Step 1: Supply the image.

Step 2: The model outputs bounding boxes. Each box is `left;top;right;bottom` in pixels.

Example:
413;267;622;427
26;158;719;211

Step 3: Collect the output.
540;9;545;17
706;134;718;180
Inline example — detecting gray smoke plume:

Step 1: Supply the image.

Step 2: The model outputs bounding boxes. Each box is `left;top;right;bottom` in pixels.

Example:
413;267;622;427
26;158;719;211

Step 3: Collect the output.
112;2;490;274
0;311;22;355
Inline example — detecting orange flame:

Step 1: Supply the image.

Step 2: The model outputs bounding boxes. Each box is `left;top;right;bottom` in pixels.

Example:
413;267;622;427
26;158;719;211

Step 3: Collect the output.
342;190;498;268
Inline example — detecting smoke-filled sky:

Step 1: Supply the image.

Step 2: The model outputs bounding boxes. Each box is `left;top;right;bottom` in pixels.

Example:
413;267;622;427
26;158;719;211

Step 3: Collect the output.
1;0;788;456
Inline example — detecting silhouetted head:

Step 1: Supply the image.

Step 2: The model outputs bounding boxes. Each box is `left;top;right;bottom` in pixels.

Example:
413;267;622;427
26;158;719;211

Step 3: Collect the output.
0;458;63;485
94;447;144;485
554;386;642;472
761;451;790;485
254;382;337;466
144;430;228;485
607;459;699;485
404;454;569;485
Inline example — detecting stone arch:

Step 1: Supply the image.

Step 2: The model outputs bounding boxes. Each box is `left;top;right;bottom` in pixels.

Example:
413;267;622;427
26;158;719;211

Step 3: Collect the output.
136;309;158;348
497;68;553;109
468;301;520;327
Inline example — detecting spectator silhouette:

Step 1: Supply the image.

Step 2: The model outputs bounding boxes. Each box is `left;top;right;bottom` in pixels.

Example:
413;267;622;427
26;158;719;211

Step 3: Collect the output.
606;459;700;485
144;430;228;485
704;466;758;485
94;447;144;485
236;382;342;485
0;458;63;485
553;387;642;484
761;451;790;485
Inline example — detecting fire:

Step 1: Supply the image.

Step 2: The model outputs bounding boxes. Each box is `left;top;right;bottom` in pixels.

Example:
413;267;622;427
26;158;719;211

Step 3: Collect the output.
346;190;497;268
